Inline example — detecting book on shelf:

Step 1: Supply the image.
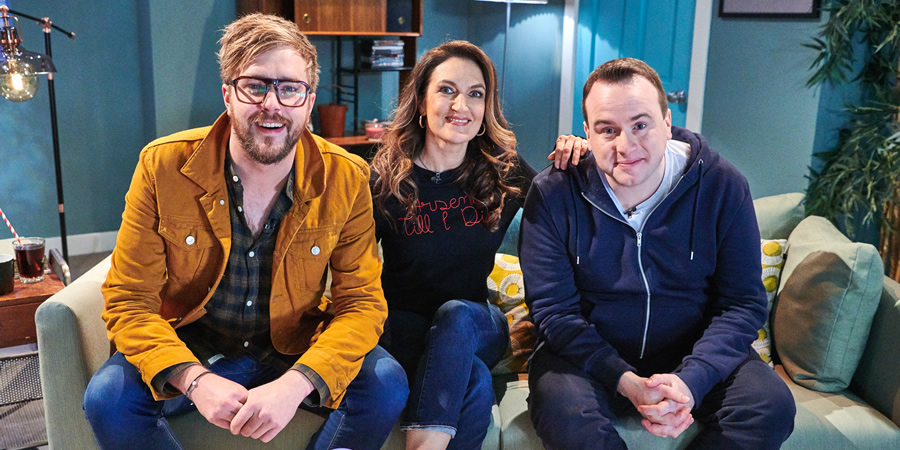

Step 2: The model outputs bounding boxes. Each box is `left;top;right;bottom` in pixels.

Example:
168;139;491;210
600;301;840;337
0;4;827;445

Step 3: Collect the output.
361;39;406;69
371;39;404;47
362;57;405;68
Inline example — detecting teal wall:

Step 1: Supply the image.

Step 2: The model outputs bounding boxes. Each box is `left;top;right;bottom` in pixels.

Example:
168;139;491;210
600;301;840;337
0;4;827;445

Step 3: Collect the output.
141;0;234;139
701;1;827;199
1;0;841;246
0;0;563;245
0;0;147;240
0;0;235;242
469;0;564;168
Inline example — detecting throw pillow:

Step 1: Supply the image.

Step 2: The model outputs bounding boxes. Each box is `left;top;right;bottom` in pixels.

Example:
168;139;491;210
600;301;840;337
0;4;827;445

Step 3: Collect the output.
754;192;806;240
487;253;536;374
773;216;883;392
753;239;787;367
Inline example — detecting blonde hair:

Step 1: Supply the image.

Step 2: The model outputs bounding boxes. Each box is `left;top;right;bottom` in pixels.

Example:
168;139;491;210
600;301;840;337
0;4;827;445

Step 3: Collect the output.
218;13;320;91
371;40;520;231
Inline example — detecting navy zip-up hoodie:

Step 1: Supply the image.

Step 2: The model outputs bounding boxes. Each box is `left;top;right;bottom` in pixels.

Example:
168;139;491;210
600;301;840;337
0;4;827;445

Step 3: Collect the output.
519;127;767;405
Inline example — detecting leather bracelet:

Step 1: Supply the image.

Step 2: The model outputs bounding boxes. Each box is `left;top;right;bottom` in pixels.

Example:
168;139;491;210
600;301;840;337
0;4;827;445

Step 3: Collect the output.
185;371;213;401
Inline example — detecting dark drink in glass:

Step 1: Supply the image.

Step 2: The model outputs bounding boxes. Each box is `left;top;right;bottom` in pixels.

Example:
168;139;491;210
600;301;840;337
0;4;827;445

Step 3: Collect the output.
14;237;45;283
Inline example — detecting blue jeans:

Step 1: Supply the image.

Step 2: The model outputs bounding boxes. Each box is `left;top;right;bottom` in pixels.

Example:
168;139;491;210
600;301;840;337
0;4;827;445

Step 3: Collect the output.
381;300;509;450
83;345;408;450
528;345;796;449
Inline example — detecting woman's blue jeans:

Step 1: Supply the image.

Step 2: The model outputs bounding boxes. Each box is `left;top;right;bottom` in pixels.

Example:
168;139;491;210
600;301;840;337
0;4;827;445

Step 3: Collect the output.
83;345;407;450
382;300;509;450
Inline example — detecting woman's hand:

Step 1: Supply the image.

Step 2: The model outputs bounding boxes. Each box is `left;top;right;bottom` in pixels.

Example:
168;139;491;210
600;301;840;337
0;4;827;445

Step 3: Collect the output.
547;135;590;170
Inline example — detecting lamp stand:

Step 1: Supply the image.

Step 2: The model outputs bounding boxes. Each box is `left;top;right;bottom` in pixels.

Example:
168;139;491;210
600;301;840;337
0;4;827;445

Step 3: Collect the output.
8;8;74;262
42;22;67;261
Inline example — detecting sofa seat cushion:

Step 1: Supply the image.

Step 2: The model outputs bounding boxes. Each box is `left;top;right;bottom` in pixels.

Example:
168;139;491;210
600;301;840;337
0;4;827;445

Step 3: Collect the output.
167;397;501;449
492;375;701;449
776;366;900;449
169;410;322;448
774;216;883;392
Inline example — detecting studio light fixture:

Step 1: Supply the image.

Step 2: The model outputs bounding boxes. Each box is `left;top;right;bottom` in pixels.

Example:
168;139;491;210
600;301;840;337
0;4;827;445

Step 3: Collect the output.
0;6;55;101
0;5;75;260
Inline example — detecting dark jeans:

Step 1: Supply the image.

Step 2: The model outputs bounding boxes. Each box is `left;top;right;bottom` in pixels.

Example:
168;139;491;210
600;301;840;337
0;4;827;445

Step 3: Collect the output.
381;300;509;450
528;345;796;450
83;345;408;450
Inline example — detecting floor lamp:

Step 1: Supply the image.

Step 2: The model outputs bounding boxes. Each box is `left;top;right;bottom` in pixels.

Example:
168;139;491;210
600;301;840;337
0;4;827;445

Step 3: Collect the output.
0;5;75;261
475;0;548;100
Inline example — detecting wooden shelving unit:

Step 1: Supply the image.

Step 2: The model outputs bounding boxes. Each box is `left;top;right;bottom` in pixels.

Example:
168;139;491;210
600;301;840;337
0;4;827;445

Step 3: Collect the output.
238;0;423;149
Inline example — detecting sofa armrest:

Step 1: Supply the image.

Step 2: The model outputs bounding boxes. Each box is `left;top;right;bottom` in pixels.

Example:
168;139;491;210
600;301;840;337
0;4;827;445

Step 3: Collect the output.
36;255;112;449
851;276;900;428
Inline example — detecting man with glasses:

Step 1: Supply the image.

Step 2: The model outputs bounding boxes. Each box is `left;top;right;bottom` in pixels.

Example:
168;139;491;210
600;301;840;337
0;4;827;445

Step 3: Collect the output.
84;13;408;449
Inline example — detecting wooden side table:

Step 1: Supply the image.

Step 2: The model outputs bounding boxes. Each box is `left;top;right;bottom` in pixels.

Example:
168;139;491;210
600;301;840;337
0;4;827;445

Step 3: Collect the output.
0;273;65;348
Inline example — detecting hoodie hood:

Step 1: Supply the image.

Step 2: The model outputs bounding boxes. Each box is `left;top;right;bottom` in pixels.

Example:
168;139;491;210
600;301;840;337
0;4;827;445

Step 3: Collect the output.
569;126;715;260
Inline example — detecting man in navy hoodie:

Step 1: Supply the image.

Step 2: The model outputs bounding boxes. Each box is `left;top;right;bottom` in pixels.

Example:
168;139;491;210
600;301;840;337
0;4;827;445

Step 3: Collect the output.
520;58;795;449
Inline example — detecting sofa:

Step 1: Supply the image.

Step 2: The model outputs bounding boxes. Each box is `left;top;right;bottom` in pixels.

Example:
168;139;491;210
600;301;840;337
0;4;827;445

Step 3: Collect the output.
35;192;900;449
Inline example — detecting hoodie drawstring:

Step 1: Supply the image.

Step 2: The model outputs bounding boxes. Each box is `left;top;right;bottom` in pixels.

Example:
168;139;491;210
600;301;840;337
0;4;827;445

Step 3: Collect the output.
689;159;703;261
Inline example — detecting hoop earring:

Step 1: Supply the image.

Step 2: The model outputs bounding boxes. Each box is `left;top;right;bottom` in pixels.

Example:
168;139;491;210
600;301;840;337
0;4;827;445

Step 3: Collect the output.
476;124;486;136
419;115;426;129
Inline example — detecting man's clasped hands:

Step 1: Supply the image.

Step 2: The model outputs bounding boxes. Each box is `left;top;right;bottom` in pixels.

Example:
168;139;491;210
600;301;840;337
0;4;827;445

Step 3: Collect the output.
617;371;696;438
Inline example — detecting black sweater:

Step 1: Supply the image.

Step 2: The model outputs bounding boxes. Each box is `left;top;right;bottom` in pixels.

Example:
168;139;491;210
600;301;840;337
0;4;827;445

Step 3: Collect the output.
372;155;535;318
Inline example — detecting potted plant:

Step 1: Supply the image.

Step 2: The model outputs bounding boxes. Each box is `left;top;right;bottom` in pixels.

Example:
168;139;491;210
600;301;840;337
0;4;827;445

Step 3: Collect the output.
804;0;900;277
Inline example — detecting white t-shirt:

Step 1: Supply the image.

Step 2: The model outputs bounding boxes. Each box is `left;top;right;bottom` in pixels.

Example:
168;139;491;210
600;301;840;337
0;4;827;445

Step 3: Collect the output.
601;140;691;231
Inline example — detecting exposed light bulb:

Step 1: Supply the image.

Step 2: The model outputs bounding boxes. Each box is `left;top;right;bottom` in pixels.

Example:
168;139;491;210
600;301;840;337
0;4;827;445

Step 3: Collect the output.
0;59;39;102
11;72;24;90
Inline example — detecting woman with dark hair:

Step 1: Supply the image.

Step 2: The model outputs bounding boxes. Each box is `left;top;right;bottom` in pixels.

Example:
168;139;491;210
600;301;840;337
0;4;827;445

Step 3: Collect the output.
370;40;535;449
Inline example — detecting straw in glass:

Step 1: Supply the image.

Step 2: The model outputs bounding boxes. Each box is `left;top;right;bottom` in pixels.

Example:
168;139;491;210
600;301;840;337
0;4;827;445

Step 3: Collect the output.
0;207;22;245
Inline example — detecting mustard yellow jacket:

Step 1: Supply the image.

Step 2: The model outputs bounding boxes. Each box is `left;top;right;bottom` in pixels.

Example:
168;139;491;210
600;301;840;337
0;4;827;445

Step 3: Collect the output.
101;113;386;407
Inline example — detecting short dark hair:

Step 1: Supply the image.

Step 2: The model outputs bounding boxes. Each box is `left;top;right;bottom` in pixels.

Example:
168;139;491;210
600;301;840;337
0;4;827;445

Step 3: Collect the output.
581;58;667;124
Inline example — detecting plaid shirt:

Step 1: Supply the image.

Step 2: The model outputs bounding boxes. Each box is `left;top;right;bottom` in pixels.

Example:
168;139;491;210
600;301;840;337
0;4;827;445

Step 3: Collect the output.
155;152;329;405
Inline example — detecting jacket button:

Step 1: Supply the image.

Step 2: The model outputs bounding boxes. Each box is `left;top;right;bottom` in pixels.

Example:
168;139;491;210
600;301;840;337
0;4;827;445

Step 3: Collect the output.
185;235;195;245
311;245;320;256
219;200;225;205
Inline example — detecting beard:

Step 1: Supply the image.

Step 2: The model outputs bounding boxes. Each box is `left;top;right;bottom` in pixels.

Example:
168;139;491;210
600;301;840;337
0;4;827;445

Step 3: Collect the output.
232;111;304;165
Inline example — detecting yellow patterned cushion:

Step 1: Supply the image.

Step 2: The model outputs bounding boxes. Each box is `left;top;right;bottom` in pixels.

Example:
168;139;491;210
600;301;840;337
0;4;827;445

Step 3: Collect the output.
487;253;536;374
753;239;788;367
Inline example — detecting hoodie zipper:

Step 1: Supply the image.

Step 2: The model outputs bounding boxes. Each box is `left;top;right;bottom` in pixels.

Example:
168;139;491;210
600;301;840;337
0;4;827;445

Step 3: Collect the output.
635;230;651;359
581;173;688;359
582;194;653;359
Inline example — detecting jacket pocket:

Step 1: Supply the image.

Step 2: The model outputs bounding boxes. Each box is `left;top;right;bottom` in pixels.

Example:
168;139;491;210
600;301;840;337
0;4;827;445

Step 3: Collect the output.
286;227;339;290
158;217;219;286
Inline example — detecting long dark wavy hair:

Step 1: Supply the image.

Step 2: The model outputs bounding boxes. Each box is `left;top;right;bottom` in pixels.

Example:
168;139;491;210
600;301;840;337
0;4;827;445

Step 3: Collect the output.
371;40;520;231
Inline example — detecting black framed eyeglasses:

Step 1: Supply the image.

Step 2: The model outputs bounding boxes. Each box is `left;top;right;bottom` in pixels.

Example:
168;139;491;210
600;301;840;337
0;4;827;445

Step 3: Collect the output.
229;76;312;107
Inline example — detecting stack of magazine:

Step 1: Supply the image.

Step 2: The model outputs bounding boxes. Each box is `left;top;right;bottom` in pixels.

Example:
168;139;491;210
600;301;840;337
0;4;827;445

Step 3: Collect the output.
362;40;405;69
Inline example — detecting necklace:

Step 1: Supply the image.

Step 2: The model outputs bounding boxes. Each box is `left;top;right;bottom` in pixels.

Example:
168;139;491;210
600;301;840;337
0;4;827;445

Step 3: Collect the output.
416;157;443;184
